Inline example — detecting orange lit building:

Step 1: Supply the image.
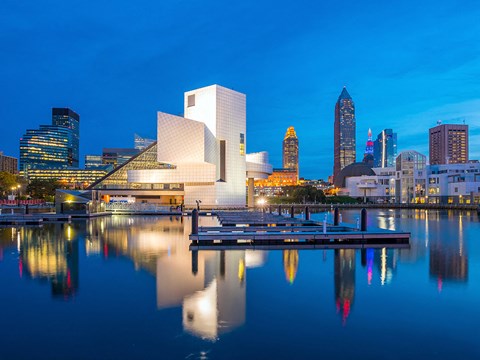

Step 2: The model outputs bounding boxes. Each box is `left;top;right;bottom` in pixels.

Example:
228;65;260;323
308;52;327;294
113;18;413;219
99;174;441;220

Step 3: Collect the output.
254;168;298;188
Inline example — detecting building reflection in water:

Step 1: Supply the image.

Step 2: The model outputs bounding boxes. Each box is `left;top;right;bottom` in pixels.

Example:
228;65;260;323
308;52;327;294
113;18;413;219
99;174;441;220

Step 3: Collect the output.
429;213;468;291
19;224;79;299
0;228;19;262
182;251;246;340
283;250;299;284
334;249;355;325
98;216;253;341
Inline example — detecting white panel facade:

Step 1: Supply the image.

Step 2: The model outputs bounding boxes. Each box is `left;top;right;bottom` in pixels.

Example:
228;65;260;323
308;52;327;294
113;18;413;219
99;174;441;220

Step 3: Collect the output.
157;112;216;164
128;163;216;184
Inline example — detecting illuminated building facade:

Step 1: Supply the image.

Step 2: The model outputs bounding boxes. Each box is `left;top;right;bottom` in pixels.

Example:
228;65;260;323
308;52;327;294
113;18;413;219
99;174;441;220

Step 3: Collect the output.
52;108;80;168
25;168;108;188
429;123;468;165
254;168;298;188
90;85;271;207
85;155;113;171
333;87;356;181
0;151;18;174
20;125;74;171
282;126;299;179
395;151;427;204
373;128;397;168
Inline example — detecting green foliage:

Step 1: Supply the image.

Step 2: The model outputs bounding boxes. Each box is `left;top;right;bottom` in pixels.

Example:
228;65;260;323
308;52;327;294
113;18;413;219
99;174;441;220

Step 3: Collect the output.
26;179;62;200
0;171;19;198
268;185;326;204
325;195;360;204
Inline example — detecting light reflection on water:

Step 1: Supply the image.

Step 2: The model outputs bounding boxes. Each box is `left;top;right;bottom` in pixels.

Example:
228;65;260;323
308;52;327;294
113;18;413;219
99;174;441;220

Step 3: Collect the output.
0;209;479;359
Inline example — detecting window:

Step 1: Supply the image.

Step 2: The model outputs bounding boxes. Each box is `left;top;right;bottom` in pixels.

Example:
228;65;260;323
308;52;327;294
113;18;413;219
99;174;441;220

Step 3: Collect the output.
187;94;195;107
240;133;245;156
219;140;226;181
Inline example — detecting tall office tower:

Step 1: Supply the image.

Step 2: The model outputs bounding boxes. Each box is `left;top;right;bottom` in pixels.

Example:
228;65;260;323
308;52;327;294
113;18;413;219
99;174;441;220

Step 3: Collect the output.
373;129;397;168
52;108;80;168
429;123;468;165
333;87;356;181
282;126;299;179
20;125;74;172
134;133;155;150
363;128;374;167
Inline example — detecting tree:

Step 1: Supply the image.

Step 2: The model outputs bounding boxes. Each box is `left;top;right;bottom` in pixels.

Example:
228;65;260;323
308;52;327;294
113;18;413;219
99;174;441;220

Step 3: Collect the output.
0;171;18;198
26;179;62;200
285;185;326;204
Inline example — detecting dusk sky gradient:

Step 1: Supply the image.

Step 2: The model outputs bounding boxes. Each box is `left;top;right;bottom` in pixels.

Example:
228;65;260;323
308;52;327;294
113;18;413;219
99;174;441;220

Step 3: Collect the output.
1;0;479;179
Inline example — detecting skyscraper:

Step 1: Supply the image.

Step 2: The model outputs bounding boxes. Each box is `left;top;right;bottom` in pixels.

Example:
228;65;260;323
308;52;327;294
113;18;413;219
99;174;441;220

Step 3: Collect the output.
282;126;299;179
20;125;74;172
52;108;80;168
363;128;374;167
333;87;356;181
429;123;468;165
373;129;397;168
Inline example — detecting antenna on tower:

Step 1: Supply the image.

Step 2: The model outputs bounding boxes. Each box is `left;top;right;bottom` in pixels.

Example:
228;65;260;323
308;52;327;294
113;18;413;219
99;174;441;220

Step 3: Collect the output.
437;120;442;125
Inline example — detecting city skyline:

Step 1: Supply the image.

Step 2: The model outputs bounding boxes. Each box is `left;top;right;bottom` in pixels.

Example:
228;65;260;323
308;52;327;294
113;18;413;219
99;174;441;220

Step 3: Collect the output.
1;0;479;179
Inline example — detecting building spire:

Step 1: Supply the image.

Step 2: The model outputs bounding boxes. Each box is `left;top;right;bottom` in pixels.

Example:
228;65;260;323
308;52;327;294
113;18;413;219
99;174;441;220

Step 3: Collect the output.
338;86;352;101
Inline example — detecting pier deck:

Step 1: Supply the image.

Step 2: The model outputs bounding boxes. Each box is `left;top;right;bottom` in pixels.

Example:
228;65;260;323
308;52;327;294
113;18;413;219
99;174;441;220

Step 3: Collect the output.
190;211;410;250
0;214;71;226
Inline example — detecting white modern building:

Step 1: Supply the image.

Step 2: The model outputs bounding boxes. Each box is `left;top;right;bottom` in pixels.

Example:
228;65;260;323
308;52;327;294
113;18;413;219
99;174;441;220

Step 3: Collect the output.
90;85;271;208
337;151;480;205
343;167;396;203
427;162;480;204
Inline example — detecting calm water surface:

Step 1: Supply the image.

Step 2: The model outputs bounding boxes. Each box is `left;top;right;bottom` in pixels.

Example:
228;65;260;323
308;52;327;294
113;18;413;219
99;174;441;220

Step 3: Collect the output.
0;210;479;359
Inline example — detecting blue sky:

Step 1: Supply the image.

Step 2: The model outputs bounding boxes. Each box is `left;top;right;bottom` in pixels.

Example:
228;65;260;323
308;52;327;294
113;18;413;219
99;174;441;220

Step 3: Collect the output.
1;0;479;179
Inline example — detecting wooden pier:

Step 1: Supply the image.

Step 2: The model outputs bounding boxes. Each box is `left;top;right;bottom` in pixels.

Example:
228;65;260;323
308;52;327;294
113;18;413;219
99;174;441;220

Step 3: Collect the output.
190;210;410;250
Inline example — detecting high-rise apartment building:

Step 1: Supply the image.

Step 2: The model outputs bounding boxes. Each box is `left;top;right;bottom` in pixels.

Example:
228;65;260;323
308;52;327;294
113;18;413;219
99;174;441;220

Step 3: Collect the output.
282;126;299;178
52;108;80;168
429;123;468;165
0;151;18;174
20;125;74;172
333;87;356;181
373;129;397;168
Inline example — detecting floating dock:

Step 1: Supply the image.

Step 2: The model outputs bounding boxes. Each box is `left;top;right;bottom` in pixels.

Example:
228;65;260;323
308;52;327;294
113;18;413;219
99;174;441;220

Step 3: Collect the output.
189;210;410;250
0;214;71;226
